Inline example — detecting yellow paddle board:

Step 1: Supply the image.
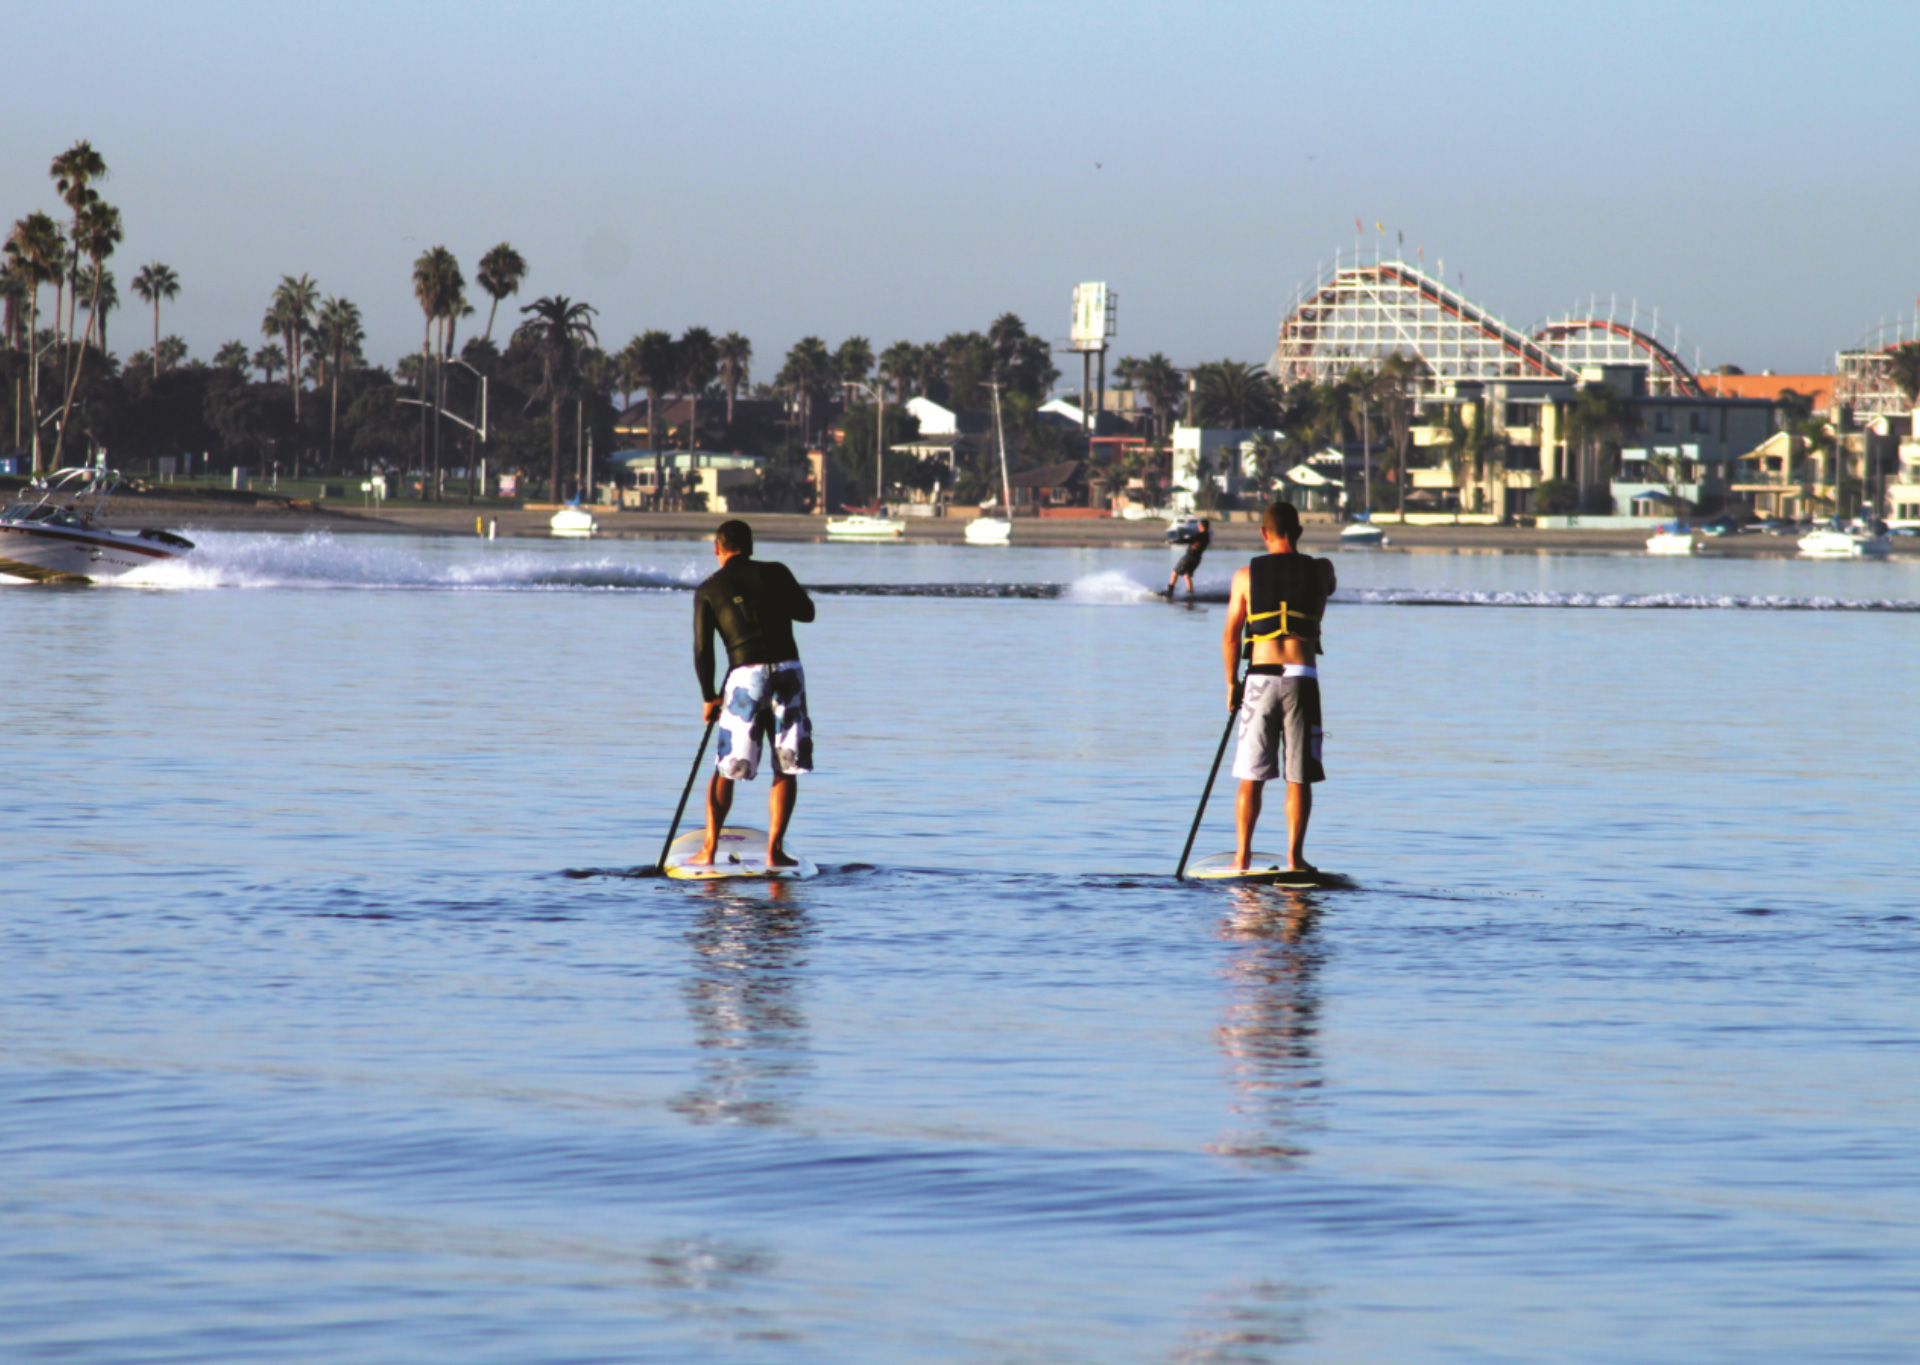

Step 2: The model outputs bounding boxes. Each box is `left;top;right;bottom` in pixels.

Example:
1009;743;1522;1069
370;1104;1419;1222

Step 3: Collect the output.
663;826;819;881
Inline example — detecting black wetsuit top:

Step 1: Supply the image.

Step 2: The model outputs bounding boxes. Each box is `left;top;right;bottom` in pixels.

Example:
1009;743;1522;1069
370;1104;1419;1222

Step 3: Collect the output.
1174;527;1211;574
693;555;816;701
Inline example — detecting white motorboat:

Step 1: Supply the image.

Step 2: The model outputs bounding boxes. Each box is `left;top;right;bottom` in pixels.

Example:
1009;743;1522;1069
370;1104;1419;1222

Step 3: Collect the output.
0;467;194;584
1646;526;1696;555
964;516;1012;544
824;514;905;539
1339;522;1389;547
1798;525;1890;558
549;505;597;538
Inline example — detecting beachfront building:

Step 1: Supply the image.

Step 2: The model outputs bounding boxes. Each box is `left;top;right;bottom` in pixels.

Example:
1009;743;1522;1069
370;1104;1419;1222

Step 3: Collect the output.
889;396;991;474
1269;252;1777;519
613;449;763;512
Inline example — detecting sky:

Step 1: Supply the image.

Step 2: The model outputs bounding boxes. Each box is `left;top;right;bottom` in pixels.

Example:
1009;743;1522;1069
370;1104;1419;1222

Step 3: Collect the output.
5;0;1917;380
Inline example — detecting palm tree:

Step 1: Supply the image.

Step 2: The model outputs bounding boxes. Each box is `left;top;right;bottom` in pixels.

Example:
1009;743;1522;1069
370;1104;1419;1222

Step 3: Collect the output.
778;336;836;443
877;340;917;405
515;296;598;501
1562;383;1640;511
6;211;66;472
270;273;319;423
155;336;187;371
76;265;116;352
214;340;250;373
679;326;719;451
475;242;528;344
1373;353;1424;516
1885;343;1920;406
1134;353;1185;441
620;330;678;505
50;140;106;394
131;263;180;380
717;331;752;425
53;199;122;465
253;343;285;384
411;247;462;498
1443;400;1504;514
1190;360;1282;430
314;295;364;469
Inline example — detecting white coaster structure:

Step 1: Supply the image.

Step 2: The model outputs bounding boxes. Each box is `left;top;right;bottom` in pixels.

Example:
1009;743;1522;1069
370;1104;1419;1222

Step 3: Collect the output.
1269;250;1704;399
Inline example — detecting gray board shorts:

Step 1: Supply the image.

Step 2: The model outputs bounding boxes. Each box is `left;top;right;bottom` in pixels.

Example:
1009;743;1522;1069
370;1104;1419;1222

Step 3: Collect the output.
1231;671;1325;785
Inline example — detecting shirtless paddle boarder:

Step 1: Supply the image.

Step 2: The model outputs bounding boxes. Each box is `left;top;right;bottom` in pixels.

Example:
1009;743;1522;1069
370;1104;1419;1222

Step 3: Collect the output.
1219;501;1335;871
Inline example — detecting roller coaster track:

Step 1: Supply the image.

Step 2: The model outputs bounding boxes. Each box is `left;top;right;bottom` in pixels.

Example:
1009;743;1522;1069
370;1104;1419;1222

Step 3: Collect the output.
1274;260;1576;384
1531;318;1703;397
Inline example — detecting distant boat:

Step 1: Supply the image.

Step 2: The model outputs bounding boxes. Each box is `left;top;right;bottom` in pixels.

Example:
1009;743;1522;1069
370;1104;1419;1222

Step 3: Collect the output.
1339;522;1388;547
1646;525;1695;555
1798;525;1889;557
964;377;1016;546
550;505;597;538
824;514;905;539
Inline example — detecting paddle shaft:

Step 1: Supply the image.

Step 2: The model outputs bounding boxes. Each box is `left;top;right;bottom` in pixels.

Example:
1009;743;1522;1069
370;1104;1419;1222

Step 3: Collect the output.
657;714;718;871
1176;660;1243;881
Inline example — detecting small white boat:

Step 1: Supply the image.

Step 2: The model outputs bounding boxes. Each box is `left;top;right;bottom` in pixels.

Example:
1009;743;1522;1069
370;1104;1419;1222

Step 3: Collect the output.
1798;526;1890;558
1339;522;1388;547
964;516;1012;545
1646;526;1696;555
549;505;597;538
0;467;194;584
824;514;905;540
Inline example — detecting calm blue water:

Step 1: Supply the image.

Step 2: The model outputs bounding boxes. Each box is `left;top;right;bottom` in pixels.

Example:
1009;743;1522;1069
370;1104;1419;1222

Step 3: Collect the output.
4;534;1919;1362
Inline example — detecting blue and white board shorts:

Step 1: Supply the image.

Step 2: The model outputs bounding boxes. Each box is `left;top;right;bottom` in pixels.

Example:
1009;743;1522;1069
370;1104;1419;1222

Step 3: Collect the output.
715;661;814;781
1231;667;1325;785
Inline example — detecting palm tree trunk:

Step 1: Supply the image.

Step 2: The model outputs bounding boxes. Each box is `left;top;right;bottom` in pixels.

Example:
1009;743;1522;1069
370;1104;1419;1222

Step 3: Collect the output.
549;390;563;503
50;270;105;467
330;360;340;471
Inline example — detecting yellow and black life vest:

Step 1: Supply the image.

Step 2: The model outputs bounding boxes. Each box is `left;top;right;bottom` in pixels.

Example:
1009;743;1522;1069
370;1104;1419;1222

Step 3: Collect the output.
1245;552;1325;655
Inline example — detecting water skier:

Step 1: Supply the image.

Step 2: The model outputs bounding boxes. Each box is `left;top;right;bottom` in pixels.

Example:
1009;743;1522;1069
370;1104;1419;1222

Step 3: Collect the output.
690;519;816;868
1219;502;1335;872
1166;517;1211;597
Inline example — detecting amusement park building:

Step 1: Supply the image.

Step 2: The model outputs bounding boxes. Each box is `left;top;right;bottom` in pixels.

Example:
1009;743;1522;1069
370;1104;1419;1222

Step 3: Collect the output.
1268;254;1776;516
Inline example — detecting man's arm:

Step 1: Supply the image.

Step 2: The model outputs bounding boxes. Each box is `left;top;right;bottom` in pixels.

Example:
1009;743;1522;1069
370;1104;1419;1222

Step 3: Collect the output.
779;563;816;624
1221;566;1250;709
1317;557;1337;598
693;588;720;707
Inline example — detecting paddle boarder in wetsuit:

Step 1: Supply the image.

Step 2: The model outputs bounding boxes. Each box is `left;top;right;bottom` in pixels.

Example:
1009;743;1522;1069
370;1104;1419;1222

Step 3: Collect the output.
1219;501;1335;872
691;519;816;868
1165;518;1211;597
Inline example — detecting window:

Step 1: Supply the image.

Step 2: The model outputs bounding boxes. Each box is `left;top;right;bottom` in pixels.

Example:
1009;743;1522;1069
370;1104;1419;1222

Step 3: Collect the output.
1504;402;1539;429
1690;410;1710;434
1654;410;1673;433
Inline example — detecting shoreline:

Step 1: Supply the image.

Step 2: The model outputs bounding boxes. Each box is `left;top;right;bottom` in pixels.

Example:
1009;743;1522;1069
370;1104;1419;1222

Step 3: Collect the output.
97;493;1918;558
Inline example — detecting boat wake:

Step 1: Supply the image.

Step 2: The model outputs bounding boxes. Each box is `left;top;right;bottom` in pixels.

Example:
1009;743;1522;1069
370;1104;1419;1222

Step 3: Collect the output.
121;532;704;591
107;538;1920;613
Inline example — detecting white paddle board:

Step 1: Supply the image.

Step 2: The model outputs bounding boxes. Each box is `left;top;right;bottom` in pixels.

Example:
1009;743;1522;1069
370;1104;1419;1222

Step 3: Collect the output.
1186;853;1348;888
663;826;819;881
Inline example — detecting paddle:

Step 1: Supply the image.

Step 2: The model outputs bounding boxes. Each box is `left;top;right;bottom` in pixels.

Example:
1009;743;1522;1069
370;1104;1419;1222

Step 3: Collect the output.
654;713;719;874
1175;659;1242;880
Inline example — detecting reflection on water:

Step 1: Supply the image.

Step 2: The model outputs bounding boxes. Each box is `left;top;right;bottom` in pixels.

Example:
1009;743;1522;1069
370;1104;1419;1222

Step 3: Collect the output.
668;883;814;1128
1172;1278;1315;1364
1210;888;1326;1166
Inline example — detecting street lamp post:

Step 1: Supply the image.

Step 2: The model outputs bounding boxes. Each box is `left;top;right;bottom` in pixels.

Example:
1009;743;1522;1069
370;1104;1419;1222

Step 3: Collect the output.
443;356;489;502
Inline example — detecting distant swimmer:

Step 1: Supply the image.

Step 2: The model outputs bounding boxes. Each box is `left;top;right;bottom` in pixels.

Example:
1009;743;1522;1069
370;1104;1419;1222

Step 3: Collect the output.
1220;501;1335;872
1165;517;1211;597
690;519;817;868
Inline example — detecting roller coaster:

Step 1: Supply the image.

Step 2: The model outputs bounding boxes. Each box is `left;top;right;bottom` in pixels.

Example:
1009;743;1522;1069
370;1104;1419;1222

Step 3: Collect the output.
1270;251;1704;398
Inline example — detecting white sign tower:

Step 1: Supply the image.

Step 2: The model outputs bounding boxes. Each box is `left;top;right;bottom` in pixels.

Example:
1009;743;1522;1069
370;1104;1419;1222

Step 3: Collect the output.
1069;283;1117;447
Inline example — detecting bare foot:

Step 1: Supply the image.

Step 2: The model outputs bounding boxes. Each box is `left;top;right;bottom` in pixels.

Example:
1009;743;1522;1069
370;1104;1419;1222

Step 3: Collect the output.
686;843;718;866
767;848;799;868
1286;860;1318;874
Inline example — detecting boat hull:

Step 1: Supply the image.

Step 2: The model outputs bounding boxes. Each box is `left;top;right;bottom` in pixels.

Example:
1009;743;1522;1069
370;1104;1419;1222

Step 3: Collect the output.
964;518;1011;544
825;516;905;539
1646;532;1695;555
0;523;189;584
1798;530;1889;558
